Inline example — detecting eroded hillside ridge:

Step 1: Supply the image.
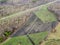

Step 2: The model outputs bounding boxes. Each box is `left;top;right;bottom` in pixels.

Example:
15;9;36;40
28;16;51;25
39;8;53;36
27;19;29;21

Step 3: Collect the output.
0;0;55;18
0;0;59;44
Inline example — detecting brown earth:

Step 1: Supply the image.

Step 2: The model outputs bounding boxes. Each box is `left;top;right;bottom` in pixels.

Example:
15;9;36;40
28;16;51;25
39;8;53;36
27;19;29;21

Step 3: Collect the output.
0;12;31;36
0;0;55;18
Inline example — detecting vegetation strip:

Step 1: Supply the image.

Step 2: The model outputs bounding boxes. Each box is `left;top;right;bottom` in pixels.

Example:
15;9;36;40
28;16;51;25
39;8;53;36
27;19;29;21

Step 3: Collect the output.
34;5;57;23
1;32;48;45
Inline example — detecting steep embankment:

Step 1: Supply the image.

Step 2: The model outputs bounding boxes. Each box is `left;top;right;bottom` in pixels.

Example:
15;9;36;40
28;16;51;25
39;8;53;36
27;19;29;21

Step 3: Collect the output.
0;0;58;45
0;0;57;37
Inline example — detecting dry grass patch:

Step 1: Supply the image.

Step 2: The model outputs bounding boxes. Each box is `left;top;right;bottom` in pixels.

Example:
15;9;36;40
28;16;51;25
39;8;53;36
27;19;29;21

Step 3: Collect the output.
47;22;60;39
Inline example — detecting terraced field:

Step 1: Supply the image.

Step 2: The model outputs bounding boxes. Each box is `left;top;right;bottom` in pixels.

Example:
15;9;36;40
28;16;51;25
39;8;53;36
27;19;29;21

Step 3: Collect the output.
0;0;57;38
0;0;60;45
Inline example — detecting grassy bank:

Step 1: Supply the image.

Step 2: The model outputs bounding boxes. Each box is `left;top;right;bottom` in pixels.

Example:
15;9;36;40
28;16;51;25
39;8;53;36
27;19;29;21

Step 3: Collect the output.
34;5;57;23
1;35;32;45
29;32;48;45
1;32;48;45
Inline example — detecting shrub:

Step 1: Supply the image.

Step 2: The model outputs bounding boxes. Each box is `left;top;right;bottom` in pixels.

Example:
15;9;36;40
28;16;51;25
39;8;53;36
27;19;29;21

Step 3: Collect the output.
4;31;12;37
0;37;3;43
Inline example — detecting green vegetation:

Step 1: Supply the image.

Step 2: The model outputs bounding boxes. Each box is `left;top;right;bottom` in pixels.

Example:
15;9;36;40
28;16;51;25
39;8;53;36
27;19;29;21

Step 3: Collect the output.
0;31;12;43
0;2;58;45
1;32;48;45
4;31;12;37
1;35;32;45
0;37;3;43
29;32;48;45
45;39;60;45
34;5;57;23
